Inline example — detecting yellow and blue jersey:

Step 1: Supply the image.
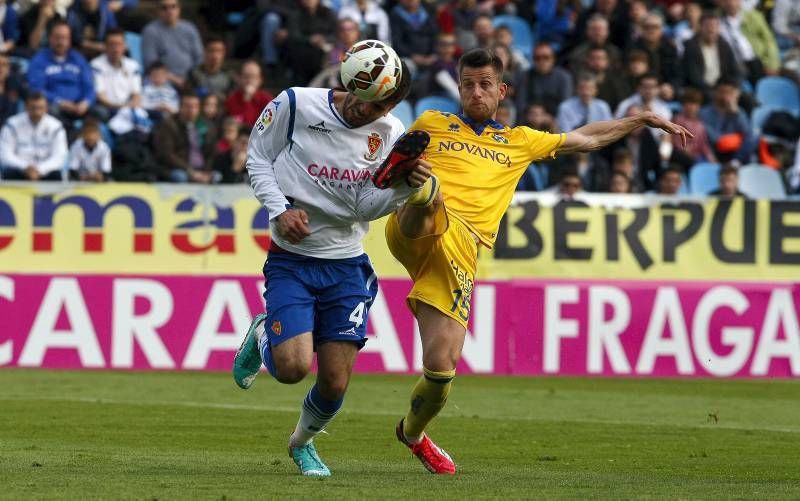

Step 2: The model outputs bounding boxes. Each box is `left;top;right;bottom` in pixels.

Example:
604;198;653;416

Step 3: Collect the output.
409;110;565;248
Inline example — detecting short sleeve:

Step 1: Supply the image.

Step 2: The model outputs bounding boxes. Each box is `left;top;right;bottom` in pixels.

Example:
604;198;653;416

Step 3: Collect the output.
520;126;565;162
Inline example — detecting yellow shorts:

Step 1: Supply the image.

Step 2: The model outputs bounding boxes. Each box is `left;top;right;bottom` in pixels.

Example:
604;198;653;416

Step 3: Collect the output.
385;209;478;328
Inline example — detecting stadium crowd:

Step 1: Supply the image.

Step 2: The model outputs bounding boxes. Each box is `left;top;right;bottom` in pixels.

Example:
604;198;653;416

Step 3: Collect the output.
0;0;798;196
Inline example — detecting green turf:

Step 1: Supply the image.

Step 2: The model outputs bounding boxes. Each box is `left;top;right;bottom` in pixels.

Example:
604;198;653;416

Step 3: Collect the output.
1;370;799;499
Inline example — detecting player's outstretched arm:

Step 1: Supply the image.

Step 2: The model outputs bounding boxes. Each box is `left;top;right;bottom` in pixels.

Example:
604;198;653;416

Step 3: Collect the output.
558;111;693;154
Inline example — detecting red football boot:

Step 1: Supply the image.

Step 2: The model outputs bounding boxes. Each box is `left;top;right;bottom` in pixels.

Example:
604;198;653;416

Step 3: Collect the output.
396;419;456;475
372;130;431;189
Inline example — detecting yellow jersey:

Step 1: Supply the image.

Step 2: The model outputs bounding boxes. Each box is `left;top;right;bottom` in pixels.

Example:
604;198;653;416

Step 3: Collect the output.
409;110;565;248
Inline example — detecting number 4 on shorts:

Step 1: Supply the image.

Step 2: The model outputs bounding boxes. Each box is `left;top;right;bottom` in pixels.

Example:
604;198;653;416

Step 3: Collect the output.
349;302;366;327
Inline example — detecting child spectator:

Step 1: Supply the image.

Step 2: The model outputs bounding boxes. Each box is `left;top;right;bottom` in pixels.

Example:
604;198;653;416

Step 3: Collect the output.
141;61;178;119
608;170;633;193
210;124;249;184
672;88;716;162
68;120;111;181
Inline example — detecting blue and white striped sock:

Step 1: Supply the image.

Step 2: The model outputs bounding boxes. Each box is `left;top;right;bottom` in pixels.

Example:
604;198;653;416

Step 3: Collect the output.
289;384;344;446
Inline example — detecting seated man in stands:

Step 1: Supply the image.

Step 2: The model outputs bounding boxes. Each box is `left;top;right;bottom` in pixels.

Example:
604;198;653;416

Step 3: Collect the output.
709;164;746;197
27;20;95;131
0;92;69;181
699;78;753;164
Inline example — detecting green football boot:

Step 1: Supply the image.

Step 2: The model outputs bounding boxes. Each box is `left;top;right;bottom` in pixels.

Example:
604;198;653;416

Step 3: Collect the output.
232;313;267;389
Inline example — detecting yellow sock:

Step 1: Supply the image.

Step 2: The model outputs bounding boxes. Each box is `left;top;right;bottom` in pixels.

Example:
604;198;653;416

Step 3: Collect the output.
403;367;455;440
407;176;439;207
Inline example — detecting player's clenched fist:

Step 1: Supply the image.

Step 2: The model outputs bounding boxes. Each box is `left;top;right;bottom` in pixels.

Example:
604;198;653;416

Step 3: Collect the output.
405;158;432;188
276;209;311;244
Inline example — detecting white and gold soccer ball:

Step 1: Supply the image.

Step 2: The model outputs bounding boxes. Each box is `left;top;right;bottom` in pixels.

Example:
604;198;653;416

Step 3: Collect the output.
340;40;402;102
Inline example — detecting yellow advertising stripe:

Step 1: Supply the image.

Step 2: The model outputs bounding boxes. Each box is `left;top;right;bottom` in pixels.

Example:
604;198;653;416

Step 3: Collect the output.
1;184;799;281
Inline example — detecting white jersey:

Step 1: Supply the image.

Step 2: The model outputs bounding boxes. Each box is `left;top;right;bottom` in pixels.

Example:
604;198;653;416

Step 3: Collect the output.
0;112;68;176
247;87;417;259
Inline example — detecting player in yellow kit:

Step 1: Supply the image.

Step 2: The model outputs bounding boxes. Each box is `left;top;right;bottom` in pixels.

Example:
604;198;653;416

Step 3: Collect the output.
388;48;692;474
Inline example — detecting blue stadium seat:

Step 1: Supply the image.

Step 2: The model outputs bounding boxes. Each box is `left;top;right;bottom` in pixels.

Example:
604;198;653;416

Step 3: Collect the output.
392;100;414;129
689;162;720;195
414;96;460;117
492;15;534;60
125;32;143;67
738;164;787;199
679;173;690;195
755;76;800;113
750;105;779;137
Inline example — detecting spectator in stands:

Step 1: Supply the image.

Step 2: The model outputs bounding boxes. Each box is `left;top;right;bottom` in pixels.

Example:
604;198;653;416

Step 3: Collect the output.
0;0;19;54
571;0;630;51
259;0;294;68
522;102;557;133
718;0;780;80
771;0;800;51
622;49;650;96
225;60;274;127
615;74;671;122
629;12;681;101
310;19;360;89
91;28;141;119
28;21;95;130
673;2;703;55
557;73;612;132
424;33;459;101
517;42;573;115
141;0;203;88
587;46;628;110
66;0;117;59
700;79;754;163
496;101;515;127
468;14;494;50
699;78;753;164
0;92;68;180
210;123;249;184
495;25;531;71
492;44;523;103
709;163;746;197
108;0;149;33
339;0;391;43
390;0;438;76
557;169;583;199
656;166;683;194
568;14;623;76
608;169;633;193
436;0;481;50
683;12;741;101
142;61;178;118
536;0;575;47
0;54;23;128
198;92;222;138
68;119;111;181
672;88;716;162
186;35;234;97
19;0;64;54
281;0;337;85
152;92;217;183
609;148;642;192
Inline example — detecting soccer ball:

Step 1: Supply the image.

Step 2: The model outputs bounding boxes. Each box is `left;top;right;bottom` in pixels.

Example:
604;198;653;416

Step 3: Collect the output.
340;40;402;102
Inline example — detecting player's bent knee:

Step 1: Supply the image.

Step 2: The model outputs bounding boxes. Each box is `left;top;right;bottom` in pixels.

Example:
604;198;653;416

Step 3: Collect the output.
273;362;310;384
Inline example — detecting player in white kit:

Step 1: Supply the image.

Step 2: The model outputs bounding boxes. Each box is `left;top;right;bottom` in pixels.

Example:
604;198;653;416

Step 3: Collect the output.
232;56;436;476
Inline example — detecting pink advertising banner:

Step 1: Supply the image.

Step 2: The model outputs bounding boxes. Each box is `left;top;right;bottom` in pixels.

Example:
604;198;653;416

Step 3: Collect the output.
1;274;798;378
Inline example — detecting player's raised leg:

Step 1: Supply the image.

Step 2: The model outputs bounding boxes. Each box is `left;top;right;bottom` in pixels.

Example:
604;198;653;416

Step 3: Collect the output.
288;341;358;477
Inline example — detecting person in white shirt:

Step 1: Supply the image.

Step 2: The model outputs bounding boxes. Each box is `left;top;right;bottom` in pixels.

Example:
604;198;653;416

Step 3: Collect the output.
232;54;437;477
91;28;142;118
68;120;111;181
614;74;672;135
0;92;68;180
338;0;391;43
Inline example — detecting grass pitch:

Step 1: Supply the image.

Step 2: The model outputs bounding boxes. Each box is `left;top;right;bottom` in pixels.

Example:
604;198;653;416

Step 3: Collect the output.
1;370;799;499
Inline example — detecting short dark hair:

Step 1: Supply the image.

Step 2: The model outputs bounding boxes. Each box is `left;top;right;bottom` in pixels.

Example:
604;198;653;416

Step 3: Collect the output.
105;28;125;41
49;19;70;33
659;166;682;179
681;87;704;104
720;164;739;177
26;91;46;103
147;61;167;73
700;10;720;24
637;73;660;86
382;59;412;105
458;48;504;82
204;34;226;48
179;90;200;101
714;76;739;89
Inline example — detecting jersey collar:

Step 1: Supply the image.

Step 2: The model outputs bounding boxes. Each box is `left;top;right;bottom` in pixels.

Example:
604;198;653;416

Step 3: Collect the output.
457;113;504;136
328;89;354;129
